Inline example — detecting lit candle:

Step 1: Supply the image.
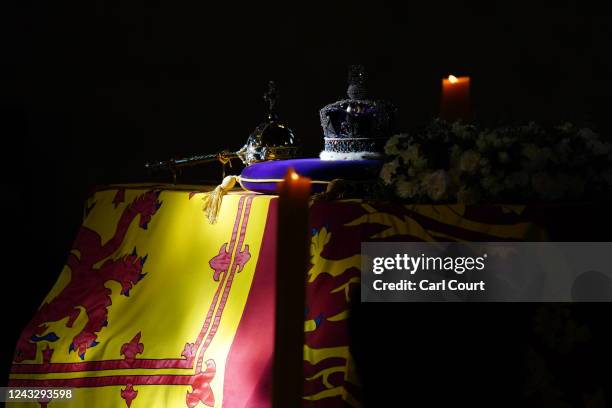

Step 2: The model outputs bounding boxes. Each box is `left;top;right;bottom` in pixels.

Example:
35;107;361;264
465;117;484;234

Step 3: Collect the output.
273;167;311;407
440;74;471;122
277;167;311;211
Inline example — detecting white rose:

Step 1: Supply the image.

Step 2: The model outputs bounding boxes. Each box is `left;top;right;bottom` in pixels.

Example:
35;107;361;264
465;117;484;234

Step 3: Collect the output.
399;145;420;163
380;159;399;185
452;123;475;140
395;179;419;199
425;170;450;201
384;135;401;155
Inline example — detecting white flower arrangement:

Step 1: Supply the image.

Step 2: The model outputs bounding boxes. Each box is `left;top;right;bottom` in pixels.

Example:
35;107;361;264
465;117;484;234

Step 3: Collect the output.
381;120;612;203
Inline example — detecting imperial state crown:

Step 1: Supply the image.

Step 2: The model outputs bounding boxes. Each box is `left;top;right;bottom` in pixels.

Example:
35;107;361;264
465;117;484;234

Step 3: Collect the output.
319;65;397;160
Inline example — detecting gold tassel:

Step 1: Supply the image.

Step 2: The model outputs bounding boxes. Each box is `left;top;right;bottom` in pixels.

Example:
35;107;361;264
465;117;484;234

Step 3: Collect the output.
202;175;238;224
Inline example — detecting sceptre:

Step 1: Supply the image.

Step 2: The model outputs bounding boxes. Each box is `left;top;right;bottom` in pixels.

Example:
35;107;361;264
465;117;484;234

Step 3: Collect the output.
145;81;300;183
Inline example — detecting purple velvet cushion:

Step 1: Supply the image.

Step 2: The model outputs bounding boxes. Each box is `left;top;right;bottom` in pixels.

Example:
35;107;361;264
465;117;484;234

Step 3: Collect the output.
239;158;381;194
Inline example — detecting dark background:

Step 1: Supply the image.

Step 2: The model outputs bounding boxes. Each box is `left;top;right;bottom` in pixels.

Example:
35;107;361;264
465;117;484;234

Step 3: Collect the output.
2;0;612;404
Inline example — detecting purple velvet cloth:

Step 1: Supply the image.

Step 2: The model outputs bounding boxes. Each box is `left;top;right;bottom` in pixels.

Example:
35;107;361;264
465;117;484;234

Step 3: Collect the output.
239;158;381;194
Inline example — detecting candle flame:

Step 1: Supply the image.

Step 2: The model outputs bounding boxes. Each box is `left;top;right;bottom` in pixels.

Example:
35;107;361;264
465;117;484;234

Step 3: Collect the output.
290;170;299;181
448;75;459;84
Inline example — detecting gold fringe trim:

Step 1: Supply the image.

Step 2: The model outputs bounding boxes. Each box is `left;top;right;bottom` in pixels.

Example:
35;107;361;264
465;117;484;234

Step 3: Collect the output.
201;175;238;224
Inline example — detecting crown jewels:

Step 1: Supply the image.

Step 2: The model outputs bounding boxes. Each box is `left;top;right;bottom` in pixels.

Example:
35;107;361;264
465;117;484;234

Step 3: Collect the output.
319;65;397;160
237;80;300;165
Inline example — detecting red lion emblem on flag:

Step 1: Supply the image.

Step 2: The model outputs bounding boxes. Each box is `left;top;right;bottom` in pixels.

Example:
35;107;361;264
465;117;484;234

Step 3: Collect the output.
14;190;162;362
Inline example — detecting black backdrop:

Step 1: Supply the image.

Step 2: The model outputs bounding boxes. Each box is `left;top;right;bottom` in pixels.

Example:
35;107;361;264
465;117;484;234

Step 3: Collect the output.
2;1;612;403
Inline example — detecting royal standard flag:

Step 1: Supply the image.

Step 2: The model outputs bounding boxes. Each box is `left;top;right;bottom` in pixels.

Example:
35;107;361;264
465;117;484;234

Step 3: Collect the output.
7;184;546;406
9;186;278;407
